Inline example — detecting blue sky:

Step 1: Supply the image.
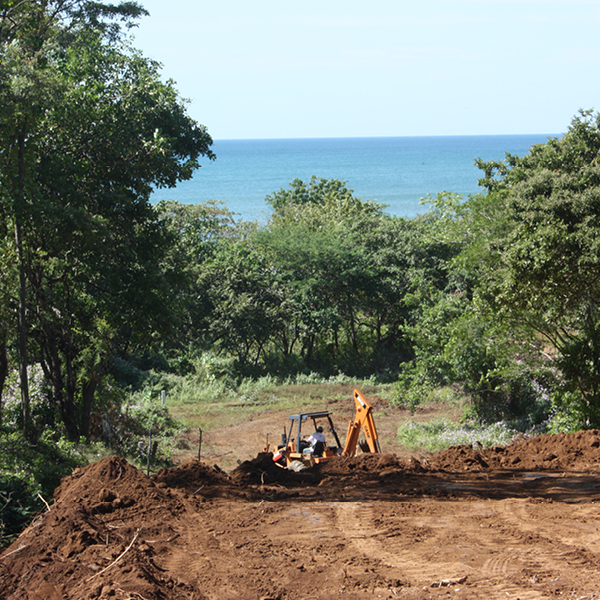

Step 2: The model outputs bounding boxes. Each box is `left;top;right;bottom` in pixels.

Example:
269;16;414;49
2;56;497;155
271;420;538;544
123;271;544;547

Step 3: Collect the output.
132;0;600;140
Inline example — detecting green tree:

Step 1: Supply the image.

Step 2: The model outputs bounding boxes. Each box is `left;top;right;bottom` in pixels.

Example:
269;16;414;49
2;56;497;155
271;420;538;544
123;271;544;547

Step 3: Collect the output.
476;110;600;427
260;177;410;374
199;231;288;375
0;212;15;424
0;0;148;437
396;187;556;426
1;8;215;440
155;200;237;361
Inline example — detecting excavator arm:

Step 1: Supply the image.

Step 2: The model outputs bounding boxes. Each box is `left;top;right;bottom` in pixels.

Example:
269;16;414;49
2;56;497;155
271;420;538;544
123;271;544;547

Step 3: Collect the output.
341;389;382;457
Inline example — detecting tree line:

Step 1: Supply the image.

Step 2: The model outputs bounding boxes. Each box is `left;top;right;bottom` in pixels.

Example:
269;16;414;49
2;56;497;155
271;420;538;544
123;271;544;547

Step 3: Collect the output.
3;1;600;452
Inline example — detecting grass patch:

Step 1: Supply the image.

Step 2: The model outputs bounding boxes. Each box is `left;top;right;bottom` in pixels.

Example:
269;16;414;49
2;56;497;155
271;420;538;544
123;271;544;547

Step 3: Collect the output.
159;372;394;431
397;418;519;453
394;383;469;413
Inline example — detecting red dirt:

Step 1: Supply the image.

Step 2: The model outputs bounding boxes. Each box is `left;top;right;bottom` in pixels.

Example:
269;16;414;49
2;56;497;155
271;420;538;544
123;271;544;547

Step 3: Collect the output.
3;431;600;599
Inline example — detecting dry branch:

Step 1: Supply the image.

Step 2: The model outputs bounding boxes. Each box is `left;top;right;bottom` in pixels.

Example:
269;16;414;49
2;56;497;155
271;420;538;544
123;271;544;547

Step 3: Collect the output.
86;529;140;582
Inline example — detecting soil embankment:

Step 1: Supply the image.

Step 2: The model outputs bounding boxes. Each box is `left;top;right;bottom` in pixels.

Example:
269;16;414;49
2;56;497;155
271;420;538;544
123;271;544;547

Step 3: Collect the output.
3;430;600;599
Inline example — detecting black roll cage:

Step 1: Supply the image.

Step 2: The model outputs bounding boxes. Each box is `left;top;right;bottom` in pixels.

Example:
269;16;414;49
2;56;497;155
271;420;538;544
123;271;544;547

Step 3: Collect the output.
286;410;343;449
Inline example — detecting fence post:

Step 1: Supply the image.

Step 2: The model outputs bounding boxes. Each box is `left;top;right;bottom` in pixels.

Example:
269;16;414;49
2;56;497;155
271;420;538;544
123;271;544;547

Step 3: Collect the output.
198;428;203;461
147;429;152;476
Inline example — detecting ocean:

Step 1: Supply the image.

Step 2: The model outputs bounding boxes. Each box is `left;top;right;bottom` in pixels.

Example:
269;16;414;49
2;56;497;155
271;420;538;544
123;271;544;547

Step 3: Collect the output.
150;134;556;222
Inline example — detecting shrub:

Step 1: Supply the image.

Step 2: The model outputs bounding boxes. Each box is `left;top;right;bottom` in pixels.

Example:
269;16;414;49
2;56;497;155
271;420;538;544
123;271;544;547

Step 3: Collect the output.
102;392;184;469
0;430;86;547
397;418;519;453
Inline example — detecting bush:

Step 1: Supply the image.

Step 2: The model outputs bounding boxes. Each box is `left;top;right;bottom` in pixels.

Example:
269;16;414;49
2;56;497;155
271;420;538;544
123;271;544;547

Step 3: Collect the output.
547;389;592;434
397;418;519;453
102;392;184;469
0;430;87;547
393;362;434;413
466;363;554;430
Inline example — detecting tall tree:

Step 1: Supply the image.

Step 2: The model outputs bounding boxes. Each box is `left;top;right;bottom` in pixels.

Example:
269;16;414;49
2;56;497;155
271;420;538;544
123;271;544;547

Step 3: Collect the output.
1;4;215;439
155;200;237;357
259;177;410;374
0;0;148;437
477;110;600;426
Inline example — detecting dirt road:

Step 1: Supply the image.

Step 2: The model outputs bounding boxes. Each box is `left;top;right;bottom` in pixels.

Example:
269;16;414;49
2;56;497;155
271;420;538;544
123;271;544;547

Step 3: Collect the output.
2;425;600;600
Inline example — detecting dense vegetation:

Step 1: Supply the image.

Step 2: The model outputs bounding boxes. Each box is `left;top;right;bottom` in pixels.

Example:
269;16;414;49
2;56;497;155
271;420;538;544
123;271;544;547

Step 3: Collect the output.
2;1;600;544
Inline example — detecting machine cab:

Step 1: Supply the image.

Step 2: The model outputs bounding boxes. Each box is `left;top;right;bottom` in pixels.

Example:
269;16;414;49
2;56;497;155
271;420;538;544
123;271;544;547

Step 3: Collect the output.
274;410;343;467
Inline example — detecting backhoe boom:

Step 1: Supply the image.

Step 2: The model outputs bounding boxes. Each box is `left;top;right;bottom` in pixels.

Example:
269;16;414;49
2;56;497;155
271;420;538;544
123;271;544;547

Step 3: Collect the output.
341;389;381;456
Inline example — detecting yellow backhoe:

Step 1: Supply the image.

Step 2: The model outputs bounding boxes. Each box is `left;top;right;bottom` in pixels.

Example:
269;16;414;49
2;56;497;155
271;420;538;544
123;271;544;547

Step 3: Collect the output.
267;389;381;468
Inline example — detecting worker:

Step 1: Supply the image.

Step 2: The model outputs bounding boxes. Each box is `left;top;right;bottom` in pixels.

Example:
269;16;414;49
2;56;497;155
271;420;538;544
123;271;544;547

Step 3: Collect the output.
307;426;326;457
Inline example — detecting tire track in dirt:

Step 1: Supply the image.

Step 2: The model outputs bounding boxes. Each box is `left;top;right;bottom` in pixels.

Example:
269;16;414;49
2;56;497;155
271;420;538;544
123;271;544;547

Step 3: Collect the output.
159;502;349;600
333;501;464;586
157;512;221;591
449;498;600;598
334;499;586;599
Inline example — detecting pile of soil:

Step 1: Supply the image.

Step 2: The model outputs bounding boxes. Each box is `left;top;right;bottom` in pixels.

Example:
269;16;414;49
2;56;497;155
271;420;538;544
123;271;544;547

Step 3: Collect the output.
2;430;600;599
153;459;233;497
426;429;600;472
0;457;196;600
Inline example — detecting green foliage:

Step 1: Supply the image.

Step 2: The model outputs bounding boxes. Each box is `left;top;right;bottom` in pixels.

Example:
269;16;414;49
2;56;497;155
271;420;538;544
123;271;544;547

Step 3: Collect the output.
394;362;435;413
0;473;34;546
393;185;557;431
476;110;600;426
198;235;287;376
155;200;237;357
0;429;86;546
257;177;411;376
463;362;554;431
265;176;362;213
1;15;214;441
111;394;182;467
4;73;600;552
547;388;595;434
397;418;519;453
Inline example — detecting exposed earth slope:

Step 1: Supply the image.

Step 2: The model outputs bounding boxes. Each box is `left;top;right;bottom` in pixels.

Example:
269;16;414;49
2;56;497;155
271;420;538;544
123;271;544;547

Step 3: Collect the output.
3;429;600;599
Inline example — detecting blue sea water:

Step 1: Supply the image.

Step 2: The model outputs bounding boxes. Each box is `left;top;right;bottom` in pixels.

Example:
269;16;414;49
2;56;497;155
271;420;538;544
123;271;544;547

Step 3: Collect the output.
150;134;556;222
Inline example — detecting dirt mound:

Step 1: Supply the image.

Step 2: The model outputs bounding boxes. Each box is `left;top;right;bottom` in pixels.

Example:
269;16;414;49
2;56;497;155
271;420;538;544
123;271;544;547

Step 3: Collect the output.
229;452;319;486
229;451;280;484
426;429;600;472
0;456;199;600
53;455;170;511
316;452;423;476
3;431;600;599
153;459;232;497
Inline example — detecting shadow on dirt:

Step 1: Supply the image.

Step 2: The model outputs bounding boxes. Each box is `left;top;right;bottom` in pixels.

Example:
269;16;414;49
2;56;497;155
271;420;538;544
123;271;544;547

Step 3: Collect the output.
154;444;600;504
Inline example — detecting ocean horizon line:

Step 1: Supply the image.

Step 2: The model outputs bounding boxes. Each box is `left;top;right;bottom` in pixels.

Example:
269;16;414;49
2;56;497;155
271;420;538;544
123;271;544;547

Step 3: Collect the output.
210;132;560;143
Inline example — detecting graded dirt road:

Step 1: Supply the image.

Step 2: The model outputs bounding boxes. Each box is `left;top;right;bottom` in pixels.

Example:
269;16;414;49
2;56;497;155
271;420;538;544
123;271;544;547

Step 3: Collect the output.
3;424;600;600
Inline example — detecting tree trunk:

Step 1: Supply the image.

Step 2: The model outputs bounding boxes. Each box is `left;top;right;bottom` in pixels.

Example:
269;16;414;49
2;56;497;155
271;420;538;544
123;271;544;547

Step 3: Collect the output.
346;300;358;354
80;371;99;440
15;126;32;439
37;296;81;441
0;330;8;427
46;330;80;442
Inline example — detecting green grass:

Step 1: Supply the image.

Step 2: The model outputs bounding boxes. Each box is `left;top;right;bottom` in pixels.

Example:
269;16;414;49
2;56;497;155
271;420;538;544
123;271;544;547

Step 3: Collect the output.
138;368;526;457
132;366;535;458
397;418;519;453
393;382;469;413
160;371;395;430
